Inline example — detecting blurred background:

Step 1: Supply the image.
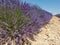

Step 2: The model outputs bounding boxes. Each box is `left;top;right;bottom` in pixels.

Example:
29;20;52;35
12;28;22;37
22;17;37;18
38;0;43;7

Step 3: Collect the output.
21;0;60;15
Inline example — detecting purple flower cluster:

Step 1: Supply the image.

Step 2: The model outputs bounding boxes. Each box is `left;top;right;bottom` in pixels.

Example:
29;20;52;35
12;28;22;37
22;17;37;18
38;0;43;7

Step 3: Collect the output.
0;0;52;45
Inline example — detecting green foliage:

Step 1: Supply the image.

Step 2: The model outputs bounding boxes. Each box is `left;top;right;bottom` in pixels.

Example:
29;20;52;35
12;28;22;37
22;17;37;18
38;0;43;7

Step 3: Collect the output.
0;7;27;37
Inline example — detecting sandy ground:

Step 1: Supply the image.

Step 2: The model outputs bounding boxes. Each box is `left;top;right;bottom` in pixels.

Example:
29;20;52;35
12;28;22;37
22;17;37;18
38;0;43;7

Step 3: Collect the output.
29;16;60;45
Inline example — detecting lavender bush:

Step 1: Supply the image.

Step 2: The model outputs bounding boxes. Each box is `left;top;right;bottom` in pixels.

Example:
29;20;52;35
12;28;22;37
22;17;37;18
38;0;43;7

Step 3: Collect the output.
0;0;52;45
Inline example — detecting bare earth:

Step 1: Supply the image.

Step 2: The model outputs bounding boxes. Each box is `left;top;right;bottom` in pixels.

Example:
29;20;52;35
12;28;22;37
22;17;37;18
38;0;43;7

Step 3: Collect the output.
29;16;60;45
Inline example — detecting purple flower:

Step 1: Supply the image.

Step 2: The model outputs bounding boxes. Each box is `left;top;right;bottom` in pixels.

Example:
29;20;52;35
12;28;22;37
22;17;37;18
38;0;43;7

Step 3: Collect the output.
0;0;52;45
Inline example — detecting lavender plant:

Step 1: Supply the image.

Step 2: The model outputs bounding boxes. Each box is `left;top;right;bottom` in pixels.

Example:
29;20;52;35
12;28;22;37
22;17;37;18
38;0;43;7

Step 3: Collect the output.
0;0;27;45
0;0;52;45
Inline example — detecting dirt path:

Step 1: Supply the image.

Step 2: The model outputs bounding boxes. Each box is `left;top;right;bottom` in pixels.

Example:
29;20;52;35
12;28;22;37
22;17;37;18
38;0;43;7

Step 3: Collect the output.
29;16;60;45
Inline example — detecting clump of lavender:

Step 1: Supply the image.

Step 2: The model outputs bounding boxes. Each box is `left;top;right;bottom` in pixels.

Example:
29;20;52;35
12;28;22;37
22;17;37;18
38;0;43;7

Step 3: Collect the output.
0;0;52;45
